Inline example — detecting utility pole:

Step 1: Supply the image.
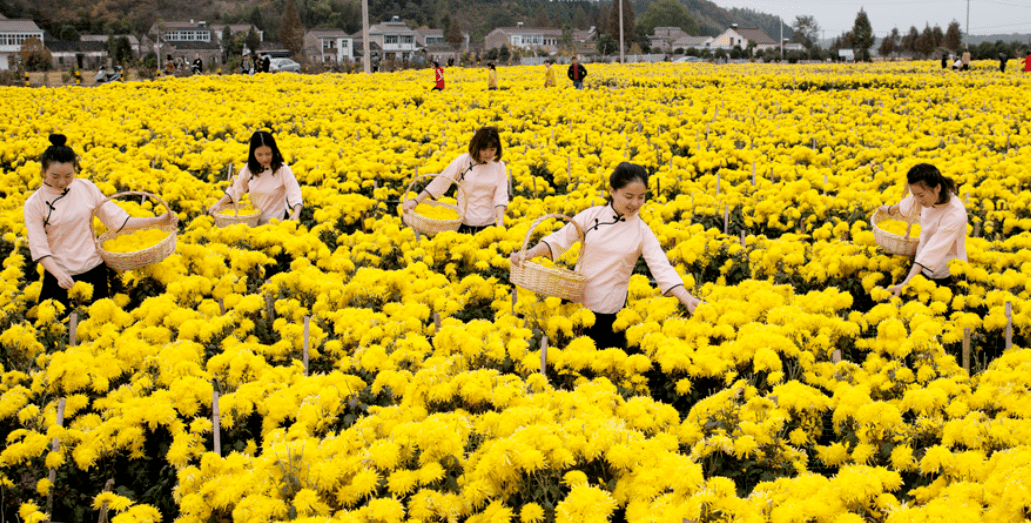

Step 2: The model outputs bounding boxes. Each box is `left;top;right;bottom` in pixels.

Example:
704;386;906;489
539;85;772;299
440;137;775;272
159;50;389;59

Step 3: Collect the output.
618;0;625;63
362;0;371;73
780;18;784;60
965;0;970;51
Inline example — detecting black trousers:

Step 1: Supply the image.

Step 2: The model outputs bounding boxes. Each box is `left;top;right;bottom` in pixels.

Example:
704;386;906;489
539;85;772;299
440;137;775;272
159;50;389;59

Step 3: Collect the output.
38;262;111;311
585;312;627;350
458;224;490;235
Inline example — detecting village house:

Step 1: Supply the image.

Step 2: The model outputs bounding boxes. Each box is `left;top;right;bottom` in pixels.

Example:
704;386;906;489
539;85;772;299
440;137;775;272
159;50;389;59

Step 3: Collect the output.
146;20;263;69
304;29;354;63
710;24;778;51
356;16;418;62
416;27;470;64
484;24;563;53
0;16;44;70
46;40;107;70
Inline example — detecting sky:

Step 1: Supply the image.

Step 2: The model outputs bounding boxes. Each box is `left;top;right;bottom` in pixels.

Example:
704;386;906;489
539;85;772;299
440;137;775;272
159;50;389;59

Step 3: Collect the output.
713;0;1031;38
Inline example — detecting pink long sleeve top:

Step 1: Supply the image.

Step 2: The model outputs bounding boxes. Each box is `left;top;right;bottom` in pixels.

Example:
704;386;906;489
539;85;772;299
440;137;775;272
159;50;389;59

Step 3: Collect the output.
24;178;130;276
540;203;685;314
424;153;508;227
225;163;303;225
899;193;968;279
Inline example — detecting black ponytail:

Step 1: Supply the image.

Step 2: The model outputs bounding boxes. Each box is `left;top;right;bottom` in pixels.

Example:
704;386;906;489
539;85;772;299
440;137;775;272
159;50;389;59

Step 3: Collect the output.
907;163;957;205
40;134;78;172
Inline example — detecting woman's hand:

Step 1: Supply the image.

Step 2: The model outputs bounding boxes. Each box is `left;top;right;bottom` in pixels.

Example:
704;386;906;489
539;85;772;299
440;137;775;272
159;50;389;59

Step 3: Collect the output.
207;203;223;216
54;270;74;290
402;199;418;213
683;294;702;315
510;251;527;266
887;283;905;297
879;204;892;214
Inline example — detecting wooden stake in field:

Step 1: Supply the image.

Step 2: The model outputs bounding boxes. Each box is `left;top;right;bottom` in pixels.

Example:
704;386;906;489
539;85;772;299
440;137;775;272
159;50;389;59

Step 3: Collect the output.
433;311;442;330
69;311;78;347
723;204;729;235
212;389;221;456
540;335;549;375
265;293;275;321
716;171;721;195
303;316;310;376
962;327;971;373
752;161;756;186
47;398;66;518
1005;301;1013;351
97;478;115;523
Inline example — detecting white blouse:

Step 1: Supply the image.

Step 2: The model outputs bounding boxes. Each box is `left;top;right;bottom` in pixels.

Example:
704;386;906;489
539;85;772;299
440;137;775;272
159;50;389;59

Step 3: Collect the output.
225;163;304;225
899;194;968;279
424;153;508;227
541;203;685;314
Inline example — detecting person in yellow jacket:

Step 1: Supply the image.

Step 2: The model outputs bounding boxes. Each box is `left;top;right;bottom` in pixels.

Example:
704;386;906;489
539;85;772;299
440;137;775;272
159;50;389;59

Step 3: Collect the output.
487;63;498;90
544;60;556;87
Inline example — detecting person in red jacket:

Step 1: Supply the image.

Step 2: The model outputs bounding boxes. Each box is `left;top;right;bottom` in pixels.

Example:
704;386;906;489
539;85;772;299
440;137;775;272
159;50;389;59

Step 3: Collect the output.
1023;52;1031;73
432;61;445;90
567;57;587;89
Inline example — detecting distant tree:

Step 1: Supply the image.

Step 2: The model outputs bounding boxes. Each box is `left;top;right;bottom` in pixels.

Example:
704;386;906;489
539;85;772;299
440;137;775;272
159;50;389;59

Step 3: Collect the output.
636;0;698;36
249;6;265;31
714;47;727;60
533;7;551;27
879;27;900;59
445;18;463;51
606;0;633;49
280;0;305;57
60;25;81;41
791;15;820;49
915;24;937;58
498;44;510;63
572;6;590;30
596;32;618;55
21;37;52;71
850;8;874;61
943;20;962;52
108;35;133;63
484;47;498;61
560;24;575;54
246;28;261;56
931;24;944;50
901;25;919;54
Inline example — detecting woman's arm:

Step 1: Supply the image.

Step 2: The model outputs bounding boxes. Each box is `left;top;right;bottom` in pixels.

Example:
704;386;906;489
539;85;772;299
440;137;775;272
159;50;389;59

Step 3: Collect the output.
39;257;74;289
123;213;177;231
665;286;702;315
510;242;552;266
289;204;302;221
888;263;924;297
494;206;506;227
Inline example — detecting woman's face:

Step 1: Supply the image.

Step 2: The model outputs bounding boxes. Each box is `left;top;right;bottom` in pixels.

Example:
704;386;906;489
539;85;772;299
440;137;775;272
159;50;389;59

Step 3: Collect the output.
478;146;497;164
255;145;273;169
609;180;647;216
43;162;75;191
909;182;941;208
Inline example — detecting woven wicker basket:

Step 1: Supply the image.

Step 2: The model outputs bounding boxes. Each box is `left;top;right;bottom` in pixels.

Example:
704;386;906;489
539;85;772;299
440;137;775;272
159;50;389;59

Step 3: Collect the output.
510;214;588;301
871;208;920;256
213;199;261;228
401;173;467;235
92;191;178;271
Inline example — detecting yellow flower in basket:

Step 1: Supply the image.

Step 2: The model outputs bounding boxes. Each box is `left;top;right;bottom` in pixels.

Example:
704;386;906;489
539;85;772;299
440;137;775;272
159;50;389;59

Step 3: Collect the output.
217;204;260;216
103;229;172;253
414;203;460;221
878;220;921;237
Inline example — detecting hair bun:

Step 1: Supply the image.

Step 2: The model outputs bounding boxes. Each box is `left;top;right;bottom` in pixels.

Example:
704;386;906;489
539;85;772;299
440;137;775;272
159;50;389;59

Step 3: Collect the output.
48;134;67;147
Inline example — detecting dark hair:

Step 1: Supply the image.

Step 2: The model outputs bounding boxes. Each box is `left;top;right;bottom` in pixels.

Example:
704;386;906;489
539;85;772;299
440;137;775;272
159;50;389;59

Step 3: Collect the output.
907;163;957;205
40;134;77;172
609;162;649;191
488;63;496;70
468;126;502;162
246;131;285;176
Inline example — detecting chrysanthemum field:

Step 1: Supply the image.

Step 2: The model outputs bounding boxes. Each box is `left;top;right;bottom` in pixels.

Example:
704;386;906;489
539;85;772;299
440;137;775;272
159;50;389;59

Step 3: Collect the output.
1;62;1030;523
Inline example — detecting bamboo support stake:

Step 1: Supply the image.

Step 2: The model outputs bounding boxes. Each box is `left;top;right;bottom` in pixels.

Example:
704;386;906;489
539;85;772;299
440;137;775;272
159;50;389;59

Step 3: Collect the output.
716;171;721;195
533;176;538;198
831;349;842;363
97;478;115;523
740;230;746;248
69;311;78;347
218;297;225;315
751;160;756;186
963;328;971;373
47;398;66;518
1005;301;1013;351
723;204;729;235
433;311;442;330
212;390;221;456
265;293;275;321
303;316;310;376
507;167;513;196
511;291;517;314
540;336;548;375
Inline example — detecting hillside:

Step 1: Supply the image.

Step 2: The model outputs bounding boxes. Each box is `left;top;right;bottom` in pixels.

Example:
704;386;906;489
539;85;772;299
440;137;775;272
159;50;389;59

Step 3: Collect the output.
1;0;791;45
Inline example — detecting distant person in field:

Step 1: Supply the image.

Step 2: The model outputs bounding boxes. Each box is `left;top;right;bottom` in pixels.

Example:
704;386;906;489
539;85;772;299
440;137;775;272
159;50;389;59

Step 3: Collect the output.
432;61;445;91
544;60;556;87
165;54;175;75
192;53;203;75
1023;52;1031;73
25;134;176;311
941;53;948;69
999;53;1007;73
879;163;967;297
403;126;508;235
208;131;304;226
487;62;498;90
261;53;271;73
510;163;702;350
961;49;971;70
568;57;587;89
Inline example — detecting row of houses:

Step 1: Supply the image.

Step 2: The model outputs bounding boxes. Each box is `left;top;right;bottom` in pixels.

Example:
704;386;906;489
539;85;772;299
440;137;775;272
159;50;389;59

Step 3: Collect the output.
0;11;802;71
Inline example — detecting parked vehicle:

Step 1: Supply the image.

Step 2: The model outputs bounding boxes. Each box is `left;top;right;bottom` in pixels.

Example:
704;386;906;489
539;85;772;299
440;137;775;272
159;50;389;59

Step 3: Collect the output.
269;58;301;73
673;56;703;63
95;66;122;84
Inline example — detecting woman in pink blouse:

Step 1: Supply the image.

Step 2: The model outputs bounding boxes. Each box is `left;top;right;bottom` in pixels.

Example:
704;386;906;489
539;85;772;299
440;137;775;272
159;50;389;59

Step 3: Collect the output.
208;131;304;226
511;163;702;349
25;134;176;310
402;126;508;234
879;163;968;297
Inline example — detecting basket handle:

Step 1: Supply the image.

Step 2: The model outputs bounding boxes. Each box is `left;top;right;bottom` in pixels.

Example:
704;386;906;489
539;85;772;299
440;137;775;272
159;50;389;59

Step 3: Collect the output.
90;191;175;250
402;172;469;217
516;213;587;272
